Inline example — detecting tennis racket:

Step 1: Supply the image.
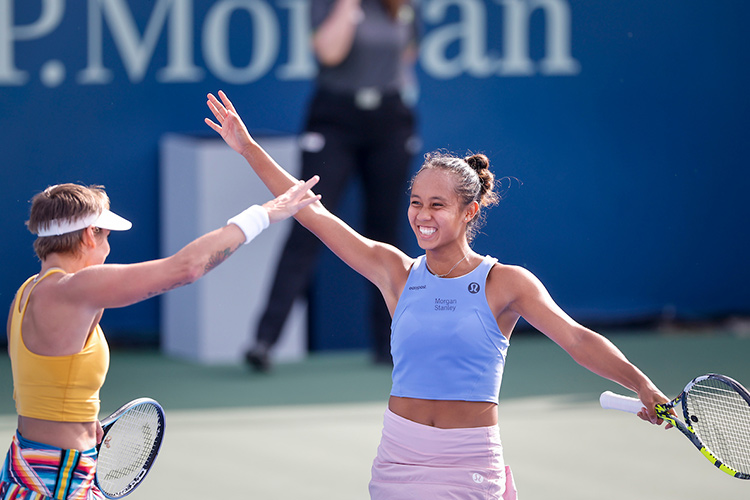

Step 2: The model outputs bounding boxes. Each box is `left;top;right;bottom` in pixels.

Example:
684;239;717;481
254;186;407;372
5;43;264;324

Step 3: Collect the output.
600;373;750;480
95;398;166;498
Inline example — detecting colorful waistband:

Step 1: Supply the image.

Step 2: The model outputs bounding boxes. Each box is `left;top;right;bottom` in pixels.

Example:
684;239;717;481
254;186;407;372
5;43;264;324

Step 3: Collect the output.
1;432;101;500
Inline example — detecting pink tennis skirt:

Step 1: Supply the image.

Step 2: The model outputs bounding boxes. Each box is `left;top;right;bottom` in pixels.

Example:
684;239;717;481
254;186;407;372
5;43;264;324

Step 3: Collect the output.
369;408;518;499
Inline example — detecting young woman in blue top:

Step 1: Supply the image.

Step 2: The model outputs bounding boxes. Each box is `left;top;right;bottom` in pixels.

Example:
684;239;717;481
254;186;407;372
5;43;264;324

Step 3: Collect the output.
206;90;670;499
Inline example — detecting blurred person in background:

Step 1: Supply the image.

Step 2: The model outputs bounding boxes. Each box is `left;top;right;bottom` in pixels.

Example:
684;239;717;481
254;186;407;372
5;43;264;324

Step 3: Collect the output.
244;0;421;371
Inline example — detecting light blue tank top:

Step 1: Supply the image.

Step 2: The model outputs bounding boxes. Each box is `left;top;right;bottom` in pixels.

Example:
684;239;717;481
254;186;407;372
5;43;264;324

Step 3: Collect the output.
390;255;509;404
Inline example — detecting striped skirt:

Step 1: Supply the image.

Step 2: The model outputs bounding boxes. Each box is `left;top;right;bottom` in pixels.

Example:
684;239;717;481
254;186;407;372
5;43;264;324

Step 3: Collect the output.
0;432;104;500
369;409;518;499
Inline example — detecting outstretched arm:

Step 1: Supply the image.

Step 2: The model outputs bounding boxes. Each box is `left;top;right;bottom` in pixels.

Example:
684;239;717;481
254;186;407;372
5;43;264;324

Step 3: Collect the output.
500;265;670;426
67;178;321;312
205;90;414;313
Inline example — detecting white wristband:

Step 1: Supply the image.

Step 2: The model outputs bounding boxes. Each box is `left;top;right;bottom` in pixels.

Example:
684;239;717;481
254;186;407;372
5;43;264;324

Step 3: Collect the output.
227;205;269;244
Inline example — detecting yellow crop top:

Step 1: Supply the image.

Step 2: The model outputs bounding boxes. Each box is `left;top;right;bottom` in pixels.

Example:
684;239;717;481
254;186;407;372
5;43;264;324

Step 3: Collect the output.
9;269;110;422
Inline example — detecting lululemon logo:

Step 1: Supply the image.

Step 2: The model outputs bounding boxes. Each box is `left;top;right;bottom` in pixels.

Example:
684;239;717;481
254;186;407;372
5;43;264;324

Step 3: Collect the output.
472;473;484;484
468;282;480;294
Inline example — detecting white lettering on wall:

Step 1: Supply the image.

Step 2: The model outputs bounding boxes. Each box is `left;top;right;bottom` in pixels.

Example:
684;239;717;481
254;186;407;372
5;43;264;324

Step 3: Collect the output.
498;0;580;76
275;0;316;80
203;0;277;84
0;0;65;85
421;0;495;78
0;0;580;87
420;0;580;78
78;0;202;84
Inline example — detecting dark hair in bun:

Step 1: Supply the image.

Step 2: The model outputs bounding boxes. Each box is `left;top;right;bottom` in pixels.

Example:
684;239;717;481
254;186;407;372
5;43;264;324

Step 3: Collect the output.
410;150;500;243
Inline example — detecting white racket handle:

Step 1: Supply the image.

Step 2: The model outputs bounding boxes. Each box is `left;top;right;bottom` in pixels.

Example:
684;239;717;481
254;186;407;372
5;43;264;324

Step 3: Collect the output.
599;391;645;414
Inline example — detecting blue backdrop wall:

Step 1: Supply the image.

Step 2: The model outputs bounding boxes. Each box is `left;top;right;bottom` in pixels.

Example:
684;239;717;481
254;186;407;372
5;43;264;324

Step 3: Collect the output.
1;0;748;349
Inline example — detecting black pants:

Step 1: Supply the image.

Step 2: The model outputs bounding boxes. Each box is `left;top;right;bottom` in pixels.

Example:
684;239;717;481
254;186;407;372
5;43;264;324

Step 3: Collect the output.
252;89;417;363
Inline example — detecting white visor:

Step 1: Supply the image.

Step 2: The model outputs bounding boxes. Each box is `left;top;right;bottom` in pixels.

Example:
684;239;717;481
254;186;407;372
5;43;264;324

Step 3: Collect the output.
36;208;132;237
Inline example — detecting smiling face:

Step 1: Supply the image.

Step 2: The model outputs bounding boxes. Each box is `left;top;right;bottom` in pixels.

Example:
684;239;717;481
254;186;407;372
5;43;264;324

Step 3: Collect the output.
408;169;472;251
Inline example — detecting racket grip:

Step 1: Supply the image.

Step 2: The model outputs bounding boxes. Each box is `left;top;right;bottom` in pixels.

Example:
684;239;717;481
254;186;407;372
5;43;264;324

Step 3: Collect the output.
599;391;645;414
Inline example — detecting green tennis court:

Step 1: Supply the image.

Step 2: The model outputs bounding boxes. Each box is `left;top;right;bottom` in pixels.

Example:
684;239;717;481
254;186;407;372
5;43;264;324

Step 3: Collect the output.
1;329;748;498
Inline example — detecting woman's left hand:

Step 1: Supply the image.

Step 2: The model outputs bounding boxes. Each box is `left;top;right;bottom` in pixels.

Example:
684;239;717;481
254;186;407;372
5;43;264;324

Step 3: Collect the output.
636;388;673;429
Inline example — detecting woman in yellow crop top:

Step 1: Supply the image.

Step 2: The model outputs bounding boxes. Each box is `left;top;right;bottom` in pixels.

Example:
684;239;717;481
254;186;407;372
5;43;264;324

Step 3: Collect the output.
2;181;320;499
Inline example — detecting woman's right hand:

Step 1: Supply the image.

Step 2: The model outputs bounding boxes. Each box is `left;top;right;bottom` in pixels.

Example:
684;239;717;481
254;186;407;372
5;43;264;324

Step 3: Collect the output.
263;176;322;223
205;91;255;156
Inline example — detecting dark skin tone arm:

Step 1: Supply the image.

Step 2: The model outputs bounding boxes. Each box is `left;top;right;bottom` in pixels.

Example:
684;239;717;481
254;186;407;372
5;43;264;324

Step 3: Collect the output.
206;90;670;430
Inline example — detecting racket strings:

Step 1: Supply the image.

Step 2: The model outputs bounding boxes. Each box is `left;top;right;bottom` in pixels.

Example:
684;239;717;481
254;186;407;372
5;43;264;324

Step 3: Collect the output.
686;379;750;474
97;404;163;495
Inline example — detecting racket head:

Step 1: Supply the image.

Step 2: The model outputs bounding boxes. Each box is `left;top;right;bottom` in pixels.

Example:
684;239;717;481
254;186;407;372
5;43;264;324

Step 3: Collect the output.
679;374;750;479
95;398;166;498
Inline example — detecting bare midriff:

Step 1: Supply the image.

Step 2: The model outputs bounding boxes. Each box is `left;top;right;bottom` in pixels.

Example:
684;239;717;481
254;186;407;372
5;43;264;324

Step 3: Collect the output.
388;396;498;429
18;416;97;451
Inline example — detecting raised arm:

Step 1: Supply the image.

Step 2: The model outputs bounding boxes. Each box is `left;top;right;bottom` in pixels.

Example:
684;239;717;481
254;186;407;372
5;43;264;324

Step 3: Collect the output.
498;265;669;425
66;177;321;311
205;90;413;312
205;91;306;199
